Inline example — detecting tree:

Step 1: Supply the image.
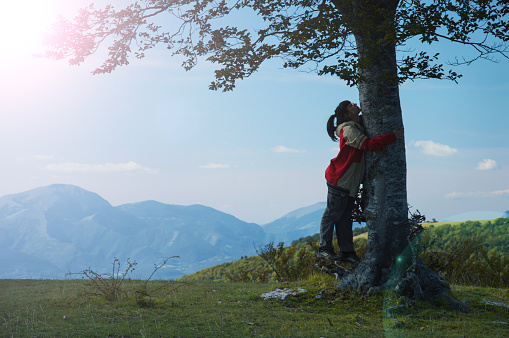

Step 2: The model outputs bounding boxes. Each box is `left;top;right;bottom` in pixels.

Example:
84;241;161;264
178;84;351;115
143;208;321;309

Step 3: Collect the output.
44;0;508;299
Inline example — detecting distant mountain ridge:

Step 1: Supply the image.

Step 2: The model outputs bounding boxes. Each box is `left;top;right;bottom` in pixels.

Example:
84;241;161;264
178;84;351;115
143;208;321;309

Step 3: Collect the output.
262;202;326;244
1;184;506;280
262;202;366;244
0;184;266;279
441;211;506;222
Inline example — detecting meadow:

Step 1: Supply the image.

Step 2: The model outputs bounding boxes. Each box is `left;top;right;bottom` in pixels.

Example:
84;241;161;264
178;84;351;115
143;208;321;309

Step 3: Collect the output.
1;278;509;337
2;218;509;336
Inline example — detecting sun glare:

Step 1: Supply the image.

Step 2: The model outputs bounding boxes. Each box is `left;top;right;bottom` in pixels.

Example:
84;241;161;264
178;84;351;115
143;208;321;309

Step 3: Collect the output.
0;1;56;63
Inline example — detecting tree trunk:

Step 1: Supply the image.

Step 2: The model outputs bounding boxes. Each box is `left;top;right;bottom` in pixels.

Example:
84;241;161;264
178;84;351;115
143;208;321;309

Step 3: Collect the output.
337;41;409;293
334;0;455;302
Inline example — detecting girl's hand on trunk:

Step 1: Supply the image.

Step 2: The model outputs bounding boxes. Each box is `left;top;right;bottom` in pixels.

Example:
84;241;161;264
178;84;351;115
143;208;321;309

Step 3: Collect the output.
393;127;404;139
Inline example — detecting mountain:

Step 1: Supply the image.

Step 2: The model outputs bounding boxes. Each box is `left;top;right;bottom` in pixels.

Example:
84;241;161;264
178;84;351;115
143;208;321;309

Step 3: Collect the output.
1;184;372;280
0;184;265;279
503;210;509;218
5;184;505;280
116;201;264;274
262;202;364;245
0;184;129;278
262;202;326;244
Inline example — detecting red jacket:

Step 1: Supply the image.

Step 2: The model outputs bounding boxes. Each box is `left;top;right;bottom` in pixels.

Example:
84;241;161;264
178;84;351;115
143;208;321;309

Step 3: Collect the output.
325;121;397;197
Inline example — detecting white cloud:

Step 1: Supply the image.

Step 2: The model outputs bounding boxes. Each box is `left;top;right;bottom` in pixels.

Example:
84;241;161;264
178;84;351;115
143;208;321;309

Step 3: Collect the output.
413;140;458;156
44;161;158;174
271;145;305;153
445;188;509;198
200;163;231;169
491;188;509;196
476;158;498;170
445;191;481;198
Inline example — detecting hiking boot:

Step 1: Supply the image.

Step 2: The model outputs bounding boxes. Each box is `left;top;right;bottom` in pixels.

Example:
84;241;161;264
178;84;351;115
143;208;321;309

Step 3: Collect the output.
317;250;340;261
340;251;360;264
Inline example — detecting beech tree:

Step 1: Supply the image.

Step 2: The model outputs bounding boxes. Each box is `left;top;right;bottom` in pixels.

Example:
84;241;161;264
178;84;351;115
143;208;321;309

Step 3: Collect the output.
45;0;508;300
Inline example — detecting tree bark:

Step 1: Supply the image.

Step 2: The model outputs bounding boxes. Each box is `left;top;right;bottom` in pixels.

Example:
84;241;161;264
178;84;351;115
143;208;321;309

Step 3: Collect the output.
334;0;454;300
337;21;409;292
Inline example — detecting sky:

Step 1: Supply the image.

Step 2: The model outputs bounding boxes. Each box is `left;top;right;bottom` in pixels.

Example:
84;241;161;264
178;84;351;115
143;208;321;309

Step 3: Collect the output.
1;0;508;224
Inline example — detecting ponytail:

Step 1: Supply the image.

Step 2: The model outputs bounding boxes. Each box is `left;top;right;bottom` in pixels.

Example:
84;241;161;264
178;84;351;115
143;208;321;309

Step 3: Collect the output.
326;100;351;142
327;114;338;141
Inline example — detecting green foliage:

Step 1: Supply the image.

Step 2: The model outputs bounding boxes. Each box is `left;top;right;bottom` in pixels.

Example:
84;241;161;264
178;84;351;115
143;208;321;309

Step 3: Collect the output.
429;218;509;255
255;242;316;283
387;215;509;297
353;225;368;237
183;237;368;283
180;255;271;283
420;218;509;288
44;0;509;90
132;286;166;308
291;226;367;247
226;265;271;283
292;233;320;246
184;218;509;288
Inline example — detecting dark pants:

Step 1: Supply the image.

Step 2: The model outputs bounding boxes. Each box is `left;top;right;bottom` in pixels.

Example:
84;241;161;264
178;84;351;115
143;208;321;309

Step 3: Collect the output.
319;182;355;253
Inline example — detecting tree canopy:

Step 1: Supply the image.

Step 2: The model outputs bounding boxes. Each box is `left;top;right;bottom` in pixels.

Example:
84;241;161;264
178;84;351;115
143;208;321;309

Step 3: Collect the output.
45;0;509;91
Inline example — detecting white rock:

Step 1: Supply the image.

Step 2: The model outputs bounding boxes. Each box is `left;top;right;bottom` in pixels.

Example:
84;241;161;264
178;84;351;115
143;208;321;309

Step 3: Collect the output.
260;288;306;300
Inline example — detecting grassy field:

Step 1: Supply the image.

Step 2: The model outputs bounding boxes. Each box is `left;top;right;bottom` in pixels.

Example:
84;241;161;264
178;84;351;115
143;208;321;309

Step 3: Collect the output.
1;277;508;337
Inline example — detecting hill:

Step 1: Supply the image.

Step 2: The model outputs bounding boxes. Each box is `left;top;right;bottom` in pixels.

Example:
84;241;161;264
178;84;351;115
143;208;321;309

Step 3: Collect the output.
181;218;509;284
422;218;509;255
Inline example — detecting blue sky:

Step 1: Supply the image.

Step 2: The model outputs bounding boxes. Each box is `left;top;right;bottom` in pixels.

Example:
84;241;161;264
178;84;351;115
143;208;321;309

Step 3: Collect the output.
1;0;508;224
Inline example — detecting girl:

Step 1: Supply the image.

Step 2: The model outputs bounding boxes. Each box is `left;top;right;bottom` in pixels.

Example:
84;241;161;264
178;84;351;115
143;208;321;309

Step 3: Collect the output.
318;100;403;263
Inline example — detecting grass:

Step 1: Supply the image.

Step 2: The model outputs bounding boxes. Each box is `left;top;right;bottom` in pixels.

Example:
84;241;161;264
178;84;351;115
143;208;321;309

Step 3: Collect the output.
1;276;508;336
354;219;495;240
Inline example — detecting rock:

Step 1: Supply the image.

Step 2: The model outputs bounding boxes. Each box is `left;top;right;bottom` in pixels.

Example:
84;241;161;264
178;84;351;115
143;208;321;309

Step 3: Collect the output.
260;288;306;300
482;298;509;309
